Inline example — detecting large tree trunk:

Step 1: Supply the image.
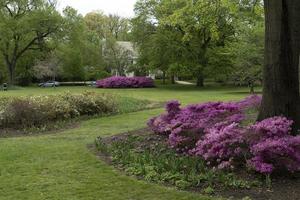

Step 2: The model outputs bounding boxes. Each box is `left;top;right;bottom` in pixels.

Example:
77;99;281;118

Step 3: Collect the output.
258;0;300;133
170;74;175;84
196;75;204;87
196;69;204;87
4;57;16;85
162;71;166;84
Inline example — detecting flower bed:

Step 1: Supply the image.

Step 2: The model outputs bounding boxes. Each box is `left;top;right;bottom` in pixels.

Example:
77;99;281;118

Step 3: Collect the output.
148;95;300;174
96;76;155;88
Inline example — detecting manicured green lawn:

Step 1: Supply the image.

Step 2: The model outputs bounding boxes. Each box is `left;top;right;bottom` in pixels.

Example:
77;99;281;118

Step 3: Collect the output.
0;84;258;104
0;85;257;200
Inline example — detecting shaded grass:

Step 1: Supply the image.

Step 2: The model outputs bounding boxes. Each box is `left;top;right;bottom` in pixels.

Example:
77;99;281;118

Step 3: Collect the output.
0;85;255;200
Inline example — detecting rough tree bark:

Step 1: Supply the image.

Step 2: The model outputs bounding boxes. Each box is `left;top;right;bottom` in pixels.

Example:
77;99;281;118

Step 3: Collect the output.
258;0;300;133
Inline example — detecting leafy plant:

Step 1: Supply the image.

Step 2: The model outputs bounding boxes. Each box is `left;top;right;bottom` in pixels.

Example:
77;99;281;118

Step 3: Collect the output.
95;133;254;191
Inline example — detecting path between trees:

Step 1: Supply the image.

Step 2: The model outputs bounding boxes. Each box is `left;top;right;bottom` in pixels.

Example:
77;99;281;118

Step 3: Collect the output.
175;81;195;85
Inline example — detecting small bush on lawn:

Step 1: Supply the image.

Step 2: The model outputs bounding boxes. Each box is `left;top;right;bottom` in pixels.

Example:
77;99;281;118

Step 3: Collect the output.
96;76;155;88
148;95;300;175
0;92;117;129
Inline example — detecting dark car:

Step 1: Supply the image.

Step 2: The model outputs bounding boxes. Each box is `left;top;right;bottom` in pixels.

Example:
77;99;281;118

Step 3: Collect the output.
38;81;60;87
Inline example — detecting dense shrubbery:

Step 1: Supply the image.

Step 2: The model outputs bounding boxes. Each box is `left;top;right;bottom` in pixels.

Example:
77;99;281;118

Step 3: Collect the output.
0;92;116;129
96;76;155;88
148;95;300;174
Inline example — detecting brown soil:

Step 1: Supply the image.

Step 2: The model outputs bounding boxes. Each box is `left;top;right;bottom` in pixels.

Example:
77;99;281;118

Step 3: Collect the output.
92;128;300;200
0;122;80;138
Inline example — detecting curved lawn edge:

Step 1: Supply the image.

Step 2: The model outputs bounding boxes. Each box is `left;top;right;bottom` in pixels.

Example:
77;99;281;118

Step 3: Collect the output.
0;97;165;138
0;109;218;200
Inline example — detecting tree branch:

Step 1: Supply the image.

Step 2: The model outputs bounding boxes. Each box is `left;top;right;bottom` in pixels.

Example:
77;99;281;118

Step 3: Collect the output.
16;29;55;59
4;5;13;17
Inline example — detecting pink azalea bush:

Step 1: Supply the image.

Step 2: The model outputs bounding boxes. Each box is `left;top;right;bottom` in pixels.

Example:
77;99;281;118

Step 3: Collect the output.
247;117;300;174
96;76;155;88
193;123;246;170
148;95;300;174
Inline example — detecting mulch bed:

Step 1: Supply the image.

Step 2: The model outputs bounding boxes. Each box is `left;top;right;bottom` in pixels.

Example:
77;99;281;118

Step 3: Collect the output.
92;128;300;200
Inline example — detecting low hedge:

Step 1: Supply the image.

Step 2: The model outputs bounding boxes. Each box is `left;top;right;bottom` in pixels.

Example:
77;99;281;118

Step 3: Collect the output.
0;92;116;129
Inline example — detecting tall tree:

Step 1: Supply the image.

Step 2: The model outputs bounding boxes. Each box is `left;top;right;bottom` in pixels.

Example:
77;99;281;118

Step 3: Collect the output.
103;39;134;76
57;7;105;81
258;1;300;133
85;12;131;41
0;0;62;84
132;0;235;86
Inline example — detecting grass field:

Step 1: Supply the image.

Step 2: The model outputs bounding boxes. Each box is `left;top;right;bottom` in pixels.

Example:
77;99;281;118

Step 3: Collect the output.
0;85;258;200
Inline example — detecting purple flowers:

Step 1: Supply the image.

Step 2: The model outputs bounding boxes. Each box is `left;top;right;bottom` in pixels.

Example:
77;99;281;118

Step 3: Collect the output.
148;98;252;152
96;76;155;88
193;123;246;169
148;95;300;174
247;117;300;174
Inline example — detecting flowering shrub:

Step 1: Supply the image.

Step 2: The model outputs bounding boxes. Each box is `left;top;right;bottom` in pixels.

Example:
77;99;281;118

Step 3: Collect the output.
0;92;116;129
96;76;155;88
193;123;246;170
148;96;300;174
237;95;262;110
247;117;300;174
148;97;255;152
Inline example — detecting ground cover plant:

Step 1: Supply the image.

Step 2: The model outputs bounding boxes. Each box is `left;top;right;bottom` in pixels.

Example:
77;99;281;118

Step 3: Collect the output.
96;76;155;88
95;129;258;193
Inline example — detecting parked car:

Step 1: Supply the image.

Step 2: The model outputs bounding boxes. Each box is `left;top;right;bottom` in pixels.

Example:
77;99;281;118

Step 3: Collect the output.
88;81;97;87
38;81;60;87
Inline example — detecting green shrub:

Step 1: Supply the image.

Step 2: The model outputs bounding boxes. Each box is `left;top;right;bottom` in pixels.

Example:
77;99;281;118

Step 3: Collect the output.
0;92;117;129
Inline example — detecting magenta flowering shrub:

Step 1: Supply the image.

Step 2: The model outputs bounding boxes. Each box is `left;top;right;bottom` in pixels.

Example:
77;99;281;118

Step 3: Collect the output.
193;123;246;170
148;97;254;152
237;95;262;110
247;117;300;174
96;76;155;88
148;96;300;174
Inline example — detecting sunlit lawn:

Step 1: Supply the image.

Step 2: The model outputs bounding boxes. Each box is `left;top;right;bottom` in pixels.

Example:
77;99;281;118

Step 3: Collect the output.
0;84;259;200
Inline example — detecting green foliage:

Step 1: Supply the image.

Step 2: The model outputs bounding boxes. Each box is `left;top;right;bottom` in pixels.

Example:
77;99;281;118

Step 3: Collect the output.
132;0;265;87
132;0;236;85
0;92;117;129
229;22;264;89
84;12;131;41
96;133;257;191
103;38;134;76
0;0;63;83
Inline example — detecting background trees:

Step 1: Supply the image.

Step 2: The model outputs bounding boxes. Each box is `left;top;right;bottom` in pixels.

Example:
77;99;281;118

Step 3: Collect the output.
0;0;62;84
0;0;265;88
131;0;264;86
0;1;131;85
